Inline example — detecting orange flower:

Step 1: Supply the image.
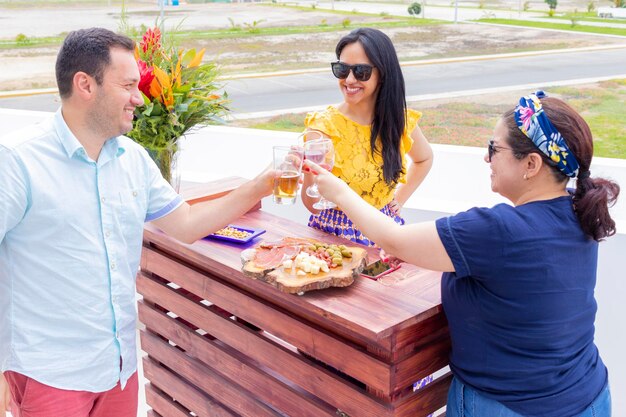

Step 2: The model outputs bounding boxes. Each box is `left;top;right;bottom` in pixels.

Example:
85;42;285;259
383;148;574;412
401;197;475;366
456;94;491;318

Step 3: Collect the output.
150;65;174;108
188;48;205;68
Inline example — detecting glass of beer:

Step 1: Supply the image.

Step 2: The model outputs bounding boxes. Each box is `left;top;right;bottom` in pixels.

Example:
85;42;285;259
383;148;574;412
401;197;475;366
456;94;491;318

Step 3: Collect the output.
272;145;304;205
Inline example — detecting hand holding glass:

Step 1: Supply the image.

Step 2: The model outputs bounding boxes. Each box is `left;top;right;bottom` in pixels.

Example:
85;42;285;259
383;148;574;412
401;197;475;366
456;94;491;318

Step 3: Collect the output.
272;146;304;205
304;138;337;210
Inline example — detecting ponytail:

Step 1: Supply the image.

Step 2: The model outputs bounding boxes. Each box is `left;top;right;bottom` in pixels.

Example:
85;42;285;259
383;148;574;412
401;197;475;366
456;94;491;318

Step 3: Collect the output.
573;175;620;241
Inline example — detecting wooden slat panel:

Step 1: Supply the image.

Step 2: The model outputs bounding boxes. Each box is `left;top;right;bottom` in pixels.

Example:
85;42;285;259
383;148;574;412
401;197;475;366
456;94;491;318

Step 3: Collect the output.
142;331;281;417
392;335;451;393
145;383;197;417
137;274;392;417
394;313;449;359
393;372;453;417
144;361;236;417
141;247;391;393
139;301;336;417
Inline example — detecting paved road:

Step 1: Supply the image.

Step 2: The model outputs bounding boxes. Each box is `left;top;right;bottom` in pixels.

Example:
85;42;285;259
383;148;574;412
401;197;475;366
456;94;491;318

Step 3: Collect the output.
2;46;626;115
225;46;626;117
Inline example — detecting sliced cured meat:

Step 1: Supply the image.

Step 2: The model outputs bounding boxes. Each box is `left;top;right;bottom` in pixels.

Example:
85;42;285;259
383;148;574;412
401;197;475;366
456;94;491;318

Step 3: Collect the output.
254;245;301;269
280;245;300;259
254;247;284;269
259;237;314;249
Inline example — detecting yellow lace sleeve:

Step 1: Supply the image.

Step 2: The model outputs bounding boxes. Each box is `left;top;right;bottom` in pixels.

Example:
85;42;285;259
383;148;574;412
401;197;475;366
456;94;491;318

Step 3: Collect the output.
304;108;341;139
401;109;422;155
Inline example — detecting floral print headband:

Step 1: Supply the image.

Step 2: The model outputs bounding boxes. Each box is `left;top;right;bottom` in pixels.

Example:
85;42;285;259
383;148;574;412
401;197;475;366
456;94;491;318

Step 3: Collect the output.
514;91;580;178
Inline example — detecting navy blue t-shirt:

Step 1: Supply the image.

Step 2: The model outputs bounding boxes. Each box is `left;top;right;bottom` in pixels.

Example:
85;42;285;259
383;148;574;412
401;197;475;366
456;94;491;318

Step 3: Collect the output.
435;196;607;417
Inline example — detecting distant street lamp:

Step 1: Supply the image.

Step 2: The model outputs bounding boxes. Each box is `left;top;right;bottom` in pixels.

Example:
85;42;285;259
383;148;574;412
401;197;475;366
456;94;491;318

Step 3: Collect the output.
454;0;458;22
159;0;165;30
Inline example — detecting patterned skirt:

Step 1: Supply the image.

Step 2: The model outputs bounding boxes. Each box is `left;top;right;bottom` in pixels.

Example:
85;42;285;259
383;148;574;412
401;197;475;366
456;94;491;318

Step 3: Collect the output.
307;203;405;247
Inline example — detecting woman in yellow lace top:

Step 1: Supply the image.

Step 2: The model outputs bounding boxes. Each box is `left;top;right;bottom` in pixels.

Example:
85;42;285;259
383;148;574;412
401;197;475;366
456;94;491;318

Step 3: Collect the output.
302;28;433;247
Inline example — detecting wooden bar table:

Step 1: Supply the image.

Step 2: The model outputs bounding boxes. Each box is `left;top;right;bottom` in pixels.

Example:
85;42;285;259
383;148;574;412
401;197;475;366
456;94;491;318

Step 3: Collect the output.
137;181;451;417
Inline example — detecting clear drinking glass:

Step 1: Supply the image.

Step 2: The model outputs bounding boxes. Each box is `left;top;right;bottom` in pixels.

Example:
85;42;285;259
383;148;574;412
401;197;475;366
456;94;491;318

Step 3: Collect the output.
304;137;337;210
272;145;304;205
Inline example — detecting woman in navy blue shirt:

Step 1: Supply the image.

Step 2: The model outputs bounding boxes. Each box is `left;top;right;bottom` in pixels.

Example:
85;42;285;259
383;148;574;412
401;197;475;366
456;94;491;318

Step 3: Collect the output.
305;92;619;417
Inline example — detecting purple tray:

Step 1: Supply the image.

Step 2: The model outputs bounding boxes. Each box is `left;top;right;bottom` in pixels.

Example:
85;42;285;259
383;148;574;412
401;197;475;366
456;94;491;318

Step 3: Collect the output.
204;225;266;244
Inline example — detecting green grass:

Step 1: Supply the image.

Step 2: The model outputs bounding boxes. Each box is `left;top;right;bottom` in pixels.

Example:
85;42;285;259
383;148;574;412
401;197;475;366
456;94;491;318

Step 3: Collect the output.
242;113;305;132
0;18;443;49
560;12;626;23
0;35;65;49
229;80;626;160
174;19;443;41
417;102;506;148
478;18;626;36
550;81;626;159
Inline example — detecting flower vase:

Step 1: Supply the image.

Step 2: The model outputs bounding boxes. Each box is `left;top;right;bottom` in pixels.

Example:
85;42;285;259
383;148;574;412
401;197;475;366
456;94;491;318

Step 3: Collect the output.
148;145;181;193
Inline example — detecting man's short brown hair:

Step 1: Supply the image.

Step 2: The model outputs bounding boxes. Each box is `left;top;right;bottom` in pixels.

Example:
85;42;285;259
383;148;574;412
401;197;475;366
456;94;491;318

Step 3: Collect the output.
55;27;135;98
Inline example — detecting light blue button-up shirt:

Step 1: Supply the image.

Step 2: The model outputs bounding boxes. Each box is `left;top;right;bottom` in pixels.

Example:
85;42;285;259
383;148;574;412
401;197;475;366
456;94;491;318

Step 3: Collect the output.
0;110;183;391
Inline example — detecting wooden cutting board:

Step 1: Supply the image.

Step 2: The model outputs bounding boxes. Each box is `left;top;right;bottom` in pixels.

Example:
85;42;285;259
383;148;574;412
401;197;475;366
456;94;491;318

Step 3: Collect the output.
242;244;368;294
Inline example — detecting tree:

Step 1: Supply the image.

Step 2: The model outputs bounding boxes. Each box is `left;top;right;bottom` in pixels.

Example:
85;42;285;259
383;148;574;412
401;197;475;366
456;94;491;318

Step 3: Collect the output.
545;0;557;16
613;0;625;7
408;2;422;17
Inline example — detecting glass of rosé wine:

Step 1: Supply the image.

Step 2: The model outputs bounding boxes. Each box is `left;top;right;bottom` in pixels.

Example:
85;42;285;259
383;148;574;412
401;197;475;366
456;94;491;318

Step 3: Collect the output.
303;136;337;210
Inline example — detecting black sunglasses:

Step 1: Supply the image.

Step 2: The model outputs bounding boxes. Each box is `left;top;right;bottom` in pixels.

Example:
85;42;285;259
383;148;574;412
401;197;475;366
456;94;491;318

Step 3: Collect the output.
331;61;375;82
487;140;514;162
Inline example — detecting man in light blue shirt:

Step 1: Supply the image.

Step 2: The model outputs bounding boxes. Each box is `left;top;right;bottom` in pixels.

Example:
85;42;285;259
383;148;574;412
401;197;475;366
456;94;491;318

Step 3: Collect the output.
0;28;275;417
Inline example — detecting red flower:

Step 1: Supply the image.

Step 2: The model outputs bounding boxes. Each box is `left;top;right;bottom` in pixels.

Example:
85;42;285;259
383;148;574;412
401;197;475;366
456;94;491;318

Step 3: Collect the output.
140;27;162;56
137;60;155;99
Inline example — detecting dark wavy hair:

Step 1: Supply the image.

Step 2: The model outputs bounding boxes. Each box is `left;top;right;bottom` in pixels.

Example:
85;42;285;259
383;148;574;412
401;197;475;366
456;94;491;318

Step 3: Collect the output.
335;28;406;186
56;28;135;99
503;97;620;241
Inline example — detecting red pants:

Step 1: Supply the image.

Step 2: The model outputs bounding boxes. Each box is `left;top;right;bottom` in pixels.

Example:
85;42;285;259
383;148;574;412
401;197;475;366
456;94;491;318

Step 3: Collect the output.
4;371;138;417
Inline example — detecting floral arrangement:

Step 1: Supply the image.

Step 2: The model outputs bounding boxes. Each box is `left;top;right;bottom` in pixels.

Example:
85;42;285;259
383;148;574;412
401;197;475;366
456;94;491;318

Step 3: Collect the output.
128;27;229;183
